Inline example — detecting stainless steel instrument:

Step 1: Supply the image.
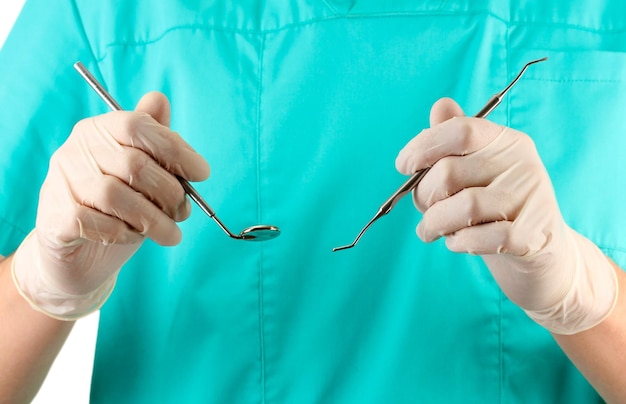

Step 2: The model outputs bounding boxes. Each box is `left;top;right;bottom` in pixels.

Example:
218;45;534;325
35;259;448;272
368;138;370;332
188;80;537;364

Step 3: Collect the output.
74;62;281;241
333;57;548;252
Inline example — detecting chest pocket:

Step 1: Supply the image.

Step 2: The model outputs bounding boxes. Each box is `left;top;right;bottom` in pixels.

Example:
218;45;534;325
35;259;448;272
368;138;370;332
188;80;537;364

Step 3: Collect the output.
506;47;626;266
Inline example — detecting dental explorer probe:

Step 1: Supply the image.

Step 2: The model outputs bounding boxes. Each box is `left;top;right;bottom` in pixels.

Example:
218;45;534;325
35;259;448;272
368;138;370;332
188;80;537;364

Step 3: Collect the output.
333;57;548;252
74;62;281;241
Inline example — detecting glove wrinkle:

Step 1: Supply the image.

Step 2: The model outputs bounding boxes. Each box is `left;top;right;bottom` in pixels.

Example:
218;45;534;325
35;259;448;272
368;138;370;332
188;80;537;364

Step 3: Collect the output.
399;98;619;335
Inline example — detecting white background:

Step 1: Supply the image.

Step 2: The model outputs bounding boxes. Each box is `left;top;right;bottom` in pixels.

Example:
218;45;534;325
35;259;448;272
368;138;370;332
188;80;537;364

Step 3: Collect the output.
1;1;97;402
0;0;23;45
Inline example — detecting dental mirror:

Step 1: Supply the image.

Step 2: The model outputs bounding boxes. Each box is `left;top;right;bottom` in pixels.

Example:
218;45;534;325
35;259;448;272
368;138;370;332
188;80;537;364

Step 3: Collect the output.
74;61;281;242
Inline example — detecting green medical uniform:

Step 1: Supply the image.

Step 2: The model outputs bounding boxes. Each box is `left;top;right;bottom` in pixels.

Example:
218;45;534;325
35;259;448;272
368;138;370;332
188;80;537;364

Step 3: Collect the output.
1;0;625;402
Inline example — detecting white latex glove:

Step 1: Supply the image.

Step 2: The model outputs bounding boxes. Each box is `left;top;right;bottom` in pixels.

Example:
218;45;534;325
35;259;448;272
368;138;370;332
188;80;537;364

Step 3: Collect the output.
396;98;618;335
12;92;210;320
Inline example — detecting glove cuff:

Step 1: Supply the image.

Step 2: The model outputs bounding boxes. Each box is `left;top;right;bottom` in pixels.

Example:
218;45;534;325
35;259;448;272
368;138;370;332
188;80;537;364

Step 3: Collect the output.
525;229;618;335
11;231;117;321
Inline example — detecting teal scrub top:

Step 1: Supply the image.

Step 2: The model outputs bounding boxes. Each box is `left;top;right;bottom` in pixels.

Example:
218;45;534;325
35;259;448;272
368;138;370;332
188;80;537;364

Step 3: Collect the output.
1;1;626;402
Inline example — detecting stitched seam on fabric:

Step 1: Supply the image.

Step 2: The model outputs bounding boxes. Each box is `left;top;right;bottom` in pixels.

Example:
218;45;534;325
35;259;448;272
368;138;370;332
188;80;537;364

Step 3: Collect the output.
95;17;341;60
500;22;511;404
327;10;505;24
69;0;108;85
0;217;28;257
511;19;626;35
93;10;506;61
91;8;626;60
256;33;267;404
0;216;30;241
523;78;623;84
599;245;626;255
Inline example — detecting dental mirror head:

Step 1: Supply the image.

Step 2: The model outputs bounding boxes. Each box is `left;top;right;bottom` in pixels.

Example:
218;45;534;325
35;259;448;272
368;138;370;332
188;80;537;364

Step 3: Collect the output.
178;177;281;242
74;61;281;242
240;225;282;241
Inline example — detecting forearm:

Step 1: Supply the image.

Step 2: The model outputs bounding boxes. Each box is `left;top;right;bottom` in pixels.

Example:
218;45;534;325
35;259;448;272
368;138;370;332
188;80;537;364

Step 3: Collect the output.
553;258;626;403
0;255;74;404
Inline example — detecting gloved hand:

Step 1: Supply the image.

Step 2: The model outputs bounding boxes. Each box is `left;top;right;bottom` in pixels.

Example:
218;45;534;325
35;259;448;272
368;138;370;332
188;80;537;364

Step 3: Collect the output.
11;92;210;320
395;98;618;335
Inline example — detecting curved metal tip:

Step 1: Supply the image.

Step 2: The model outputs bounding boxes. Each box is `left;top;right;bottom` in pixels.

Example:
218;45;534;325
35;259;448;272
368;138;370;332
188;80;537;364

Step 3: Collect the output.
332;213;379;252
332;243;355;252
497;56;548;98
